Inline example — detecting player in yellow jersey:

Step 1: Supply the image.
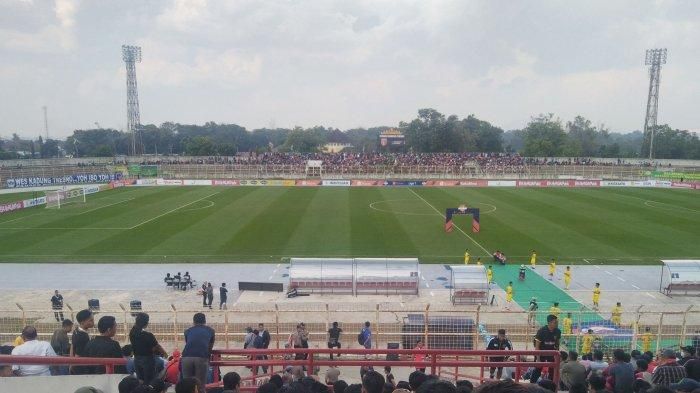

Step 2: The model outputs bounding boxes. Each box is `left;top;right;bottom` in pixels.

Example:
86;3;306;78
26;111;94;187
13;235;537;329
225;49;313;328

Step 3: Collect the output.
562;312;573;335
592;282;601;310
563;266;572;290
548;259;556;281
549;302;561;319
486;265;493;284
530;250;537;269
505;281;513;310
476;257;482;265
464;249;471;265
611;302;623;326
640;326;653;353
581;329;595;355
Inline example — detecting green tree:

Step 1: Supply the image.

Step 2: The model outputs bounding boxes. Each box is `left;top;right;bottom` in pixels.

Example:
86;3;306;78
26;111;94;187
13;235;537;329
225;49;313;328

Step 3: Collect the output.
523;113;567;156
184;136;215;156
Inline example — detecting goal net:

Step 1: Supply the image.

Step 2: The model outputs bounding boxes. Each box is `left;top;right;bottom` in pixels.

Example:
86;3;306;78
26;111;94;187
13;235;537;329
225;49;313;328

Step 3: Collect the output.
45;187;87;209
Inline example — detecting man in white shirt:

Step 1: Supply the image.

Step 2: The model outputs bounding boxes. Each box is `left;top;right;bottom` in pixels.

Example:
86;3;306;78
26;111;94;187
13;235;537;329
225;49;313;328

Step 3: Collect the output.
11;326;57;376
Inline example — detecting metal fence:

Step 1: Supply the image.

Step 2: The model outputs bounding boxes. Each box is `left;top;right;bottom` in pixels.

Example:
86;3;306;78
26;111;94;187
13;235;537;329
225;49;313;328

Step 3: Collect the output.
2;303;698;358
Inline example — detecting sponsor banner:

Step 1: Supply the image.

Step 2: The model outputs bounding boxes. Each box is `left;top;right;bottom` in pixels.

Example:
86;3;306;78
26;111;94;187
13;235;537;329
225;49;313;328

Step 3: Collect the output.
351;180;379;186
671;182;694;189
425;180;459;187
239;179;288;186
655;180;672;188
212;180;239;186
573;180;600;187
156;179;184;186
296;180;321;186
0;201;24;214
632;180;655;187
601;180;631;187
282;180;296;186
84;185;100;195
23;197;46;207
545;180;574;187
517;180;546;187
647;170;700;181
109;180;135;189
322;180;351;186
183;180;213;186
136;179;157;186
383;180;425;186
459;180;488;187
6;173;122;188
487;180;516;187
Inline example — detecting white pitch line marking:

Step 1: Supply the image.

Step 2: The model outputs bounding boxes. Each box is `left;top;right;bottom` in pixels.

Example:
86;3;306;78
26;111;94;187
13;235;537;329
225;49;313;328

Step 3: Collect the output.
430;291;435;297
276;264;281;268
408;188;491;255
78;198;135;215
605;271;613;276
631;284;640;289
268;275;274;280
0;213;41;224
425;282;430;288
583;259;591;264
129;192;220;229
616;276;626;282
595;266;601;269
645;292;656;299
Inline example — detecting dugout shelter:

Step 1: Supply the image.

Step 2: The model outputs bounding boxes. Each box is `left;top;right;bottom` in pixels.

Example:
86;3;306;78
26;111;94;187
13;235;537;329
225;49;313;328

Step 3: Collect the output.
450;265;490;305
289;257;420;296
660;259;700;297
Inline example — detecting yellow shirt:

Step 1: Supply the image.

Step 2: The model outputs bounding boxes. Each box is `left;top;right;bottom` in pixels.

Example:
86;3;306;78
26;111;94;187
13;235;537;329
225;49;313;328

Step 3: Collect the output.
612;306;622;318
530;253;537;265
563;317;572;334
464;252;470;264
506;285;513;298
549;263;556;274
582;334;594;353
564;270;571;281
641;333;653;351
549;306;561;318
13;336;24;346
476;259;482;265
593;287;601;297
486;269;493;282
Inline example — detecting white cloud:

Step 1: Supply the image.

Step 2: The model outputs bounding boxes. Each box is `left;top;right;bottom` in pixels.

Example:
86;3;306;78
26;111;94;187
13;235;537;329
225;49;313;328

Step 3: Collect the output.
54;0;78;28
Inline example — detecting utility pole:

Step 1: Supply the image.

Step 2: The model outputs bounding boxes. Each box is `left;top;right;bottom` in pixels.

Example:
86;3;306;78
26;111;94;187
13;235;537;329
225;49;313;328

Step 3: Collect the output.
42;106;49;139
642;48;667;160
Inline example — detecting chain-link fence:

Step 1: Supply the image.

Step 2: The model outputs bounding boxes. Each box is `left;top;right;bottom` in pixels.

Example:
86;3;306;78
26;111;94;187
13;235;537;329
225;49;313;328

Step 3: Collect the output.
2;303;698;357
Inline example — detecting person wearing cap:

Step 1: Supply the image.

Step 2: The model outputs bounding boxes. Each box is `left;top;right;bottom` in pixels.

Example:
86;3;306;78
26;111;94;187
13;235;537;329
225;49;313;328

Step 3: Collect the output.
486;328;512;379
652;348;687;387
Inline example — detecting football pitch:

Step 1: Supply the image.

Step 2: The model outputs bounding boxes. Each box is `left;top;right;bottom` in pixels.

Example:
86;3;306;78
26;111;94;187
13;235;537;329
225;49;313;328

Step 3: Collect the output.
0;186;698;263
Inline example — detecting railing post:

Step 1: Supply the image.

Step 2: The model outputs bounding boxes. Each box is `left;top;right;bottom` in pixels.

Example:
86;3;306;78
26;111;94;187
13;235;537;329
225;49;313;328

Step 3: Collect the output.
275;304;280;349
474;305;481;350
16;303;26;327
655;312;665;354
680;305;693;348
119;303;128;345
375;304;380;349
424;304;430;346
106;363;114;374
225;308;230;349
171;304;179;349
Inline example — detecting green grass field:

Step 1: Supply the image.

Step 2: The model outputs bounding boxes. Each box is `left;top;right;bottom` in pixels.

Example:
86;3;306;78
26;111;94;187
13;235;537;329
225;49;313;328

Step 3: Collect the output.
0;186;697;263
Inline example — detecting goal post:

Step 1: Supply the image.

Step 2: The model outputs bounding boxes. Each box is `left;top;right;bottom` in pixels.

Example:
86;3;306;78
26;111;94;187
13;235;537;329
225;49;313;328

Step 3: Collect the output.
45;187;87;209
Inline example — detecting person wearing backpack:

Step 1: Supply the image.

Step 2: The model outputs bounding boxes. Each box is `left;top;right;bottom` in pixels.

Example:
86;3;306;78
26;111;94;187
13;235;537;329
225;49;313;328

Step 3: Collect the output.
359;322;372;358
252;329;267;375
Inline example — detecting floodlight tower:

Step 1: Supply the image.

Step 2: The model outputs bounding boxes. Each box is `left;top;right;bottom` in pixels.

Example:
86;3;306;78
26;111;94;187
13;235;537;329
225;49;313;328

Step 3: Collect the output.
642;48;667;160
42;105;49;139
122;45;142;156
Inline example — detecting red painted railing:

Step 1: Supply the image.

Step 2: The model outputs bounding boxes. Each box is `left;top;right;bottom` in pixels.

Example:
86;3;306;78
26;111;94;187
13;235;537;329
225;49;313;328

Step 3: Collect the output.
209;348;560;391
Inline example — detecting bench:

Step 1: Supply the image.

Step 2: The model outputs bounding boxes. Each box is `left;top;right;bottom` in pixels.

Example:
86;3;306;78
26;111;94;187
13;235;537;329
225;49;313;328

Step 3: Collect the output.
452;290;488;305
664;283;700;297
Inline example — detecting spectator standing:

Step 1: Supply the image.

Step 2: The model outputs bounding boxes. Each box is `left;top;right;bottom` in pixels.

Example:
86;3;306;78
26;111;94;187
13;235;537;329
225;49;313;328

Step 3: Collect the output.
244;327;255;349
51;319;73;375
289;323;309;360
327;321;343;360
129;312;168;383
84;316;126;374
182;313;216;393
528;297;539;327
530;314;561;383
360;321;372;352
414;339;427;372
206;283;214;309
589;350;609;375
560;351;587;390
652;348;687;386
383;366;395;388
71;309;95;375
201;282;207;307
258;323;271;369
684;351;700;381
679;346;695;366
11;326;57;376
486;329;512;379
219;283;228;310
51;290;64;322
604;349;635;393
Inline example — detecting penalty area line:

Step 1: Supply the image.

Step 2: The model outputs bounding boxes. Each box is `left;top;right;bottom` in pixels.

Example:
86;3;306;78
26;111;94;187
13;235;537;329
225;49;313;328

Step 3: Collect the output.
129;192;220;229
408;188;491;256
78;198;135;215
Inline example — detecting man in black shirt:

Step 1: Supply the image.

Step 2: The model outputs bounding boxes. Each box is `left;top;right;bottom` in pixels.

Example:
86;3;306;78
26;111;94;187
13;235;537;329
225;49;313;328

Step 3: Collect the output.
530;314;561;383
328;322;343;360
84;315;127;374
219;283;228;310
486;328;513;379
51;290;64;322
71;309;94;375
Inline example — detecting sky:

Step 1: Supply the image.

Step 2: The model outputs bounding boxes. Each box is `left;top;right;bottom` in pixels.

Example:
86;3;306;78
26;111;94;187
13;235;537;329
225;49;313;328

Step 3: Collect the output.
1;0;699;139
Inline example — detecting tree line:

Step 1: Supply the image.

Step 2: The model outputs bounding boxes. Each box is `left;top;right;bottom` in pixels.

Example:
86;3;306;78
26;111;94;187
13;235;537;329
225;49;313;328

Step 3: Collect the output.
1;109;698;159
